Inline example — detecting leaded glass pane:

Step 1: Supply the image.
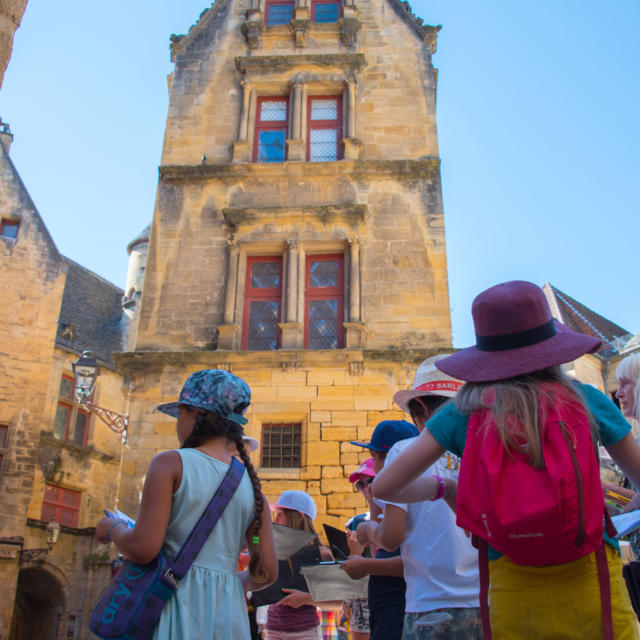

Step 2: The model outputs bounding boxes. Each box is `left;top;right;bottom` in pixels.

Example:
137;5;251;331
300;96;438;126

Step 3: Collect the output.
308;299;338;349
53;404;71;440
309;259;338;288
59;377;74;400
266;3;293;25
251;261;280;288
313;2;339;22
260;100;288;121
73;412;88;447
248;301;279;350
258;130;286;162
310;98;338;120
309;129;337;162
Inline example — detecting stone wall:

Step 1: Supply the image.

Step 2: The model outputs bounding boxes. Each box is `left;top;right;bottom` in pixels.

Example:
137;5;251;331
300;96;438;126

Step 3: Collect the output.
0;0;27;88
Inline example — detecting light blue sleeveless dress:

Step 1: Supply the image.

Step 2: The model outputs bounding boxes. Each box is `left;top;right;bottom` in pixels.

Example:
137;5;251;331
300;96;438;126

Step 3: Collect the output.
152;448;256;640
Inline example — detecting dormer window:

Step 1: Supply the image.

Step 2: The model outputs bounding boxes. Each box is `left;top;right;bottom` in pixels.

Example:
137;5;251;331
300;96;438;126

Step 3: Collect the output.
0;218;19;239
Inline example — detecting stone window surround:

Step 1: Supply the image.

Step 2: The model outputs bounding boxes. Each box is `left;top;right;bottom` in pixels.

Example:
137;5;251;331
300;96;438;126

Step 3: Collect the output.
232;55;365;163
217;219;365;352
242;0;360;49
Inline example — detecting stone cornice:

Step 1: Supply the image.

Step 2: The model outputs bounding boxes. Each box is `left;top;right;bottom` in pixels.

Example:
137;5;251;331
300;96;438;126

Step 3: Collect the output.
113;347;453;374
235;53;366;75
222;204;368;230
159;157;440;183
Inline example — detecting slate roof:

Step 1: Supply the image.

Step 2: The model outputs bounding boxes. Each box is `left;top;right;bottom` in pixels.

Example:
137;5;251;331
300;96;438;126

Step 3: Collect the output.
543;283;632;357
127;223;150;254
56;259;124;366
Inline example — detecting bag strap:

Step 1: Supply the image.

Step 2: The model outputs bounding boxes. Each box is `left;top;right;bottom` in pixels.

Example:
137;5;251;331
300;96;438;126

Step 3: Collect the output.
477;537;492;640
166;456;245;585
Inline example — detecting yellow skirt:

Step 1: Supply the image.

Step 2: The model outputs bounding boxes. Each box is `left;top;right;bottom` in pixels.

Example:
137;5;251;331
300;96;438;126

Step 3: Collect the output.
489;545;639;639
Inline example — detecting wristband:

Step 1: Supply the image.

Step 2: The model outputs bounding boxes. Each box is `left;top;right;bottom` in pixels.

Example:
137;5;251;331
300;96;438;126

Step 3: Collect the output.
430;475;446;501
107;519;125;541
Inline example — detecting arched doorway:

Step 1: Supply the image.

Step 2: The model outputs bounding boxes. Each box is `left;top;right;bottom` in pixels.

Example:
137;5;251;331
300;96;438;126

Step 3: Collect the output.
9;566;65;640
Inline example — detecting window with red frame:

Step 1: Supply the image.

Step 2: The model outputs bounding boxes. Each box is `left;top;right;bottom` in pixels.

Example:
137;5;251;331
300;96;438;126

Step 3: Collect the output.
242;257;283;350
53;375;91;447
265;0;294;25
307;96;342;162
312;0;339;22
254;97;289;162
0;218;19;239
41;484;80;527
305;254;344;349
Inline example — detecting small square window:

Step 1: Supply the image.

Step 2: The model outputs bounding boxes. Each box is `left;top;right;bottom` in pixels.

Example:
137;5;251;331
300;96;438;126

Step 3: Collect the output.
312;0;339;23
0;219;19;239
266;0;294;25
261;423;302;468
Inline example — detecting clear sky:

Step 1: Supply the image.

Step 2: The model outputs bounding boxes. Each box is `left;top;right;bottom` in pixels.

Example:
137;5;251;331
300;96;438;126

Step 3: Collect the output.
2;0;638;347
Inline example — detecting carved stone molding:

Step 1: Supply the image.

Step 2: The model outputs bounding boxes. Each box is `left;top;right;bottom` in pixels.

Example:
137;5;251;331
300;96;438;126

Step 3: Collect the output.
241;9;264;49
281;360;301;371
235;53;366;75
338;17;361;48
349;361;364;376
286;139;305;161
344;322;367;349
342;137;363;160
289;19;310;48
232;140;251;163
217;324;240;350
279;322;303;349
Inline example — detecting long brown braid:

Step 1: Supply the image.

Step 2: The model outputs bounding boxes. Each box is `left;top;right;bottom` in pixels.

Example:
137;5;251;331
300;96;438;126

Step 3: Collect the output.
181;408;268;582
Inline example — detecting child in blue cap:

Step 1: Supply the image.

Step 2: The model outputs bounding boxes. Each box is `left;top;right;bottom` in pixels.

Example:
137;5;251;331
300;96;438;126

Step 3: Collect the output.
342;420;418;640
95;369;278;640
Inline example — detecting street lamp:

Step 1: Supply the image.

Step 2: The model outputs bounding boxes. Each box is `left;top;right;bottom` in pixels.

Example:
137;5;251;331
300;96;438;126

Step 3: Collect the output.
46;519;60;547
72;351;128;442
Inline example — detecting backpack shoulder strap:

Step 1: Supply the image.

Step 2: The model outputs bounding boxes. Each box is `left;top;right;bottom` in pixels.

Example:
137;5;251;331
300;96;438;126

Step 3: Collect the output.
477;537;492;640
169;456;245;583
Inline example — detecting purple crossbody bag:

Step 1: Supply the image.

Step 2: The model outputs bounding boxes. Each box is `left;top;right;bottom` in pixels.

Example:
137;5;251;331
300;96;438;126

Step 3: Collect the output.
89;456;244;640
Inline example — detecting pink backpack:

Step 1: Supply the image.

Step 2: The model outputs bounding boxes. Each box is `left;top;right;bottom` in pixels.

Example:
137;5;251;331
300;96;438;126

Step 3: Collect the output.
456;385;616;639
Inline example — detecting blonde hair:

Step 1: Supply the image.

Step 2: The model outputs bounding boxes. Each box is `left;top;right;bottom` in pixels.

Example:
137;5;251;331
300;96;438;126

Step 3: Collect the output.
455;367;596;470
616;353;640;422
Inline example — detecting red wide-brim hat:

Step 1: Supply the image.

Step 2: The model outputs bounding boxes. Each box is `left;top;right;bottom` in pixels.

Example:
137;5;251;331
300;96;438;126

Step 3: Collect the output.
435;281;602;383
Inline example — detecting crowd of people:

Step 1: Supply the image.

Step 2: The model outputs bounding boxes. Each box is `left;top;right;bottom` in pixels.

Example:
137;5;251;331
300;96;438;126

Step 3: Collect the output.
94;280;640;640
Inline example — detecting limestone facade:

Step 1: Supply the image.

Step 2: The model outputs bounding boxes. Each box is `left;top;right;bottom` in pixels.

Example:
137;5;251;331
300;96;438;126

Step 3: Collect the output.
0;0;27;88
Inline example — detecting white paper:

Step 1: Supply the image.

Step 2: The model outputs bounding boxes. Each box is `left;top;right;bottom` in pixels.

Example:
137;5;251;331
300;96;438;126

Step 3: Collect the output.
301;563;369;602
611;509;640;538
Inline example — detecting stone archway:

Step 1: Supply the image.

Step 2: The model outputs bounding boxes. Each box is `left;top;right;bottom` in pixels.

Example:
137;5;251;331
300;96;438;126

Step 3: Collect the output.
9;566;65;640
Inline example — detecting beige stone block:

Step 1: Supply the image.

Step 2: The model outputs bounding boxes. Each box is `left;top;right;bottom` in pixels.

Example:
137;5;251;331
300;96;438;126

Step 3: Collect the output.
321;426;357;441
321;478;351;494
277;385;317;401
310;397;354;411
357;426;375;440
306;441;340;465
300;466;321;480
310;411;331;423
154;422;176;436
306;422;321;441
262;480;308;496
271;370;308;384
322;466;345;479
121;461;136;476
317;386;354;398
327;493;364;509
340;452;361;465
330;411;366;427
307;371;349;386
306;480;321;495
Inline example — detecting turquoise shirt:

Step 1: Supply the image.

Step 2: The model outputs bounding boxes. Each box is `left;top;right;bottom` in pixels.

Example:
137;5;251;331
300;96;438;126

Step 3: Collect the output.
426;381;630;558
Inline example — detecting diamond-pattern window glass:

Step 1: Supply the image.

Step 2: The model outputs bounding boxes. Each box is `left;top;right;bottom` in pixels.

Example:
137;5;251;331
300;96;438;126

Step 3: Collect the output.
313;1;339;22
311;99;338;121
308;299;339;349
309;259;338;288
247;301;280;350
309;129;338;162
59;376;74;400
260;100;288;121
261;423;301;468
251;260;281;288
53;404;71;440
73;411;89;448
266;2;294;25
258;130;286;162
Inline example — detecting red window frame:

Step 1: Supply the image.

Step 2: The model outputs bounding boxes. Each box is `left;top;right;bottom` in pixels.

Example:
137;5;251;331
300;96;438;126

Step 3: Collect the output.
306;95;343;161
242;256;283;350
53;374;91;447
41;484;81;527
0;218;19;238
253;97;289;162
265;0;295;25
304;253;344;349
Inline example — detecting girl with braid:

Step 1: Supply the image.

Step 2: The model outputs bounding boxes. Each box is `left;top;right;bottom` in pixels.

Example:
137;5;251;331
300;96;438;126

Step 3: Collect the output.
95;369;278;639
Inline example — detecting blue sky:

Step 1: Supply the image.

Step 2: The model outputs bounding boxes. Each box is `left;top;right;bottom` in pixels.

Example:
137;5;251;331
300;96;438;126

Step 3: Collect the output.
2;0;639;347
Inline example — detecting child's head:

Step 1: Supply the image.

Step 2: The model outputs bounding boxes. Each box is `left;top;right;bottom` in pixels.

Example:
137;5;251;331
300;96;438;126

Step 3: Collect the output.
273;490;318;534
349;457;376;493
350;420;418;472
616;353;640;422
393;354;462;429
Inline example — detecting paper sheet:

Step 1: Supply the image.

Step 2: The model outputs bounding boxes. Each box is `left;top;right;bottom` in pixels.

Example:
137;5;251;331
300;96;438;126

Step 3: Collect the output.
611;510;640;538
272;523;317;560
301;563;369;602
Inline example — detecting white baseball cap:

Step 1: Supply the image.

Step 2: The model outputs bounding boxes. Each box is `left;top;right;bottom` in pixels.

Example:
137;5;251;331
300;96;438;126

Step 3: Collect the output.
273;490;317;520
242;435;259;452
393;354;463;414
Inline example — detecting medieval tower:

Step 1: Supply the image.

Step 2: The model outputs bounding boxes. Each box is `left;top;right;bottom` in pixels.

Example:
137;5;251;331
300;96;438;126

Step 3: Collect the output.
116;0;452;528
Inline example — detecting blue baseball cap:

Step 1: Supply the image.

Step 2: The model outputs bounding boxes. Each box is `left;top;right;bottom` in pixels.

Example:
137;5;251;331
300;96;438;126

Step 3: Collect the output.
156;369;251;425
350;420;418;452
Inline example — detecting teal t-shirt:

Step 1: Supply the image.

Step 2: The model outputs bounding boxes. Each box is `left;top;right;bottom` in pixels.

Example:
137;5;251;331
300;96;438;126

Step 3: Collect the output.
426;380;630;558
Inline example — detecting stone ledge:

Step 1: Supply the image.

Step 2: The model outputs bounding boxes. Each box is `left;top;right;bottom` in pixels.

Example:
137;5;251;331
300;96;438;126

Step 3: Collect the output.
235;53;366;75
159;157;441;183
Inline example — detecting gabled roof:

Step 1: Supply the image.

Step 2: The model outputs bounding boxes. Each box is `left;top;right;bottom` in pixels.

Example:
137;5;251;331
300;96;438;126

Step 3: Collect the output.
127;223;150;254
56;259;124;366
170;0;441;57
542;283;632;357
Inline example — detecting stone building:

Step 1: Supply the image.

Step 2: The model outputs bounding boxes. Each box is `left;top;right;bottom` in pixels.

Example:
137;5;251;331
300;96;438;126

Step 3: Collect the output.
0;0;28;88
115;0;451;530
0;129;128;639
